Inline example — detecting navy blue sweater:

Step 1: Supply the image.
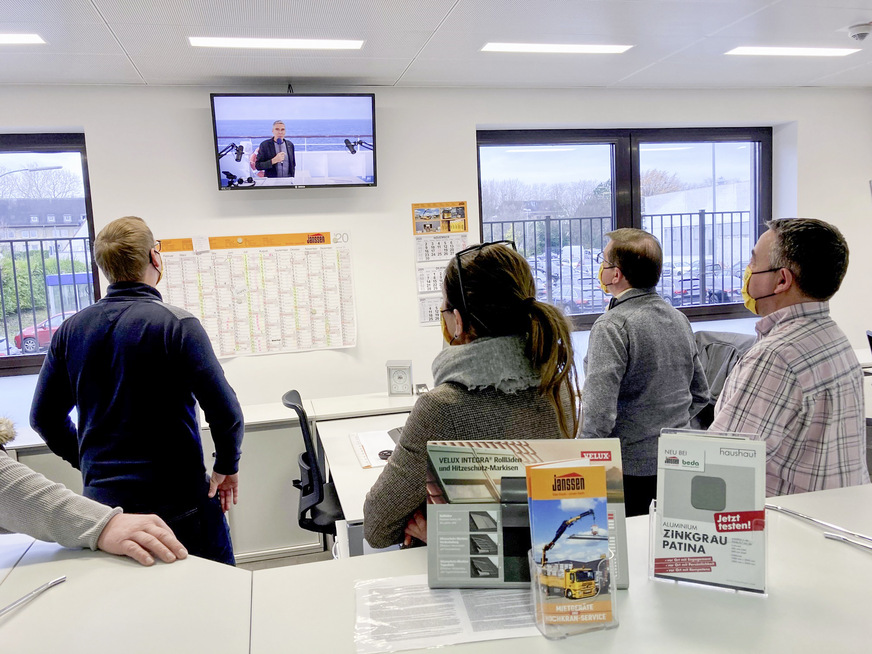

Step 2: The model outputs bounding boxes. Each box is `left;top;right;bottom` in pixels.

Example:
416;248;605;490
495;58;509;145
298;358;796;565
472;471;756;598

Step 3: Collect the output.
30;283;243;513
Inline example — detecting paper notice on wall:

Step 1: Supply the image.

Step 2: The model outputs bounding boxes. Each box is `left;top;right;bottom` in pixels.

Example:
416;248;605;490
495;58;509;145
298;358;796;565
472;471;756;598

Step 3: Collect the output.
161;232;356;357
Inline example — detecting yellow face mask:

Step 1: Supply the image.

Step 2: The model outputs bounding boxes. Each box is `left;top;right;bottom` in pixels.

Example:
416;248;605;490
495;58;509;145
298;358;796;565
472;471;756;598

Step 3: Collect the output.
742;265;779;315
440;311;455;345
598;262;611;294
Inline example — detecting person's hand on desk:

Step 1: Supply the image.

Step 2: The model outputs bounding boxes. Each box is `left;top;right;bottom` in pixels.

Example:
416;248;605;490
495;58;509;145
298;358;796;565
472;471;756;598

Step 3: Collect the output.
403;509;427;546
97;513;188;566
208;471;239;513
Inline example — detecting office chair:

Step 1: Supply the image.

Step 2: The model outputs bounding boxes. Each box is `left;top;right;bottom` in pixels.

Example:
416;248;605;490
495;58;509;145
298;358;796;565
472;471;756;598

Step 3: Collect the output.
691;331;756;429
282;390;344;537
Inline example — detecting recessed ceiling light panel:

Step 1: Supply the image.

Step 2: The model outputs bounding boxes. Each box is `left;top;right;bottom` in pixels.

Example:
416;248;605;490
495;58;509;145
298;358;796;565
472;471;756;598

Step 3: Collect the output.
726;46;859;57
0;34;45;45
189;37;363;50
482;42;632;54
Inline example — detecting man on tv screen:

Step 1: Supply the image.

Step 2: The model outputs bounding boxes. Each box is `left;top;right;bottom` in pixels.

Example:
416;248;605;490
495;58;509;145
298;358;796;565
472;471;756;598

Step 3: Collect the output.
255;120;296;178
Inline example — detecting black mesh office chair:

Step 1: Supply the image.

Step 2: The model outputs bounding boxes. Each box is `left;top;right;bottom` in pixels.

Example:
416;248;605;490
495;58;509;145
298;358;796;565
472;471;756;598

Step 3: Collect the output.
282;390;344;537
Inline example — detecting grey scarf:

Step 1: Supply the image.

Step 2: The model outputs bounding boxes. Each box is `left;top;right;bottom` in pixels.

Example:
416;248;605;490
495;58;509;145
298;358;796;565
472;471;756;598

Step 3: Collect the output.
432;335;540;393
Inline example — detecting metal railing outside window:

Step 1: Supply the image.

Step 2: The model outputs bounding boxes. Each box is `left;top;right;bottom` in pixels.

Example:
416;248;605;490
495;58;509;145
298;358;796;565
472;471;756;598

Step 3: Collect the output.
0;236;95;358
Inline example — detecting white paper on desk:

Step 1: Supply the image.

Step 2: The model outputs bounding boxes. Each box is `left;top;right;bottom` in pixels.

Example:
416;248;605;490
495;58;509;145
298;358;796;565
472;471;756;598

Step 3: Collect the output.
350;431;396;468
353;574;537;654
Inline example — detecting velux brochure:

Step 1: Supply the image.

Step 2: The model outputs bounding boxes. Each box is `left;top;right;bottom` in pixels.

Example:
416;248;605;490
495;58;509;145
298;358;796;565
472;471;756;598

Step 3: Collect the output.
425;438;628;590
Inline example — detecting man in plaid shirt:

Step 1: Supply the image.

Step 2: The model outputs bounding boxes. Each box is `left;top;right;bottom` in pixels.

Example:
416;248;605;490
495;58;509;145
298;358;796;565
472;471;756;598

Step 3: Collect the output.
710;218;869;496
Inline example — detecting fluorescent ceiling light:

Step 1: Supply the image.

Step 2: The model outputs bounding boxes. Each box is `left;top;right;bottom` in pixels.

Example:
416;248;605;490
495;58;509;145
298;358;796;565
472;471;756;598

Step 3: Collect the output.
726;46;858;57
189;37;363;50
0;34;45;45
482;42;632;54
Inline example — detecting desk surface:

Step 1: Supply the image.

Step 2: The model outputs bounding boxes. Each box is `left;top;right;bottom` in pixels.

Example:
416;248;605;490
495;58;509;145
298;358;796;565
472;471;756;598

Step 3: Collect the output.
310;392;418;422
316;413;410;523
0;541;252;653
251;484;872;653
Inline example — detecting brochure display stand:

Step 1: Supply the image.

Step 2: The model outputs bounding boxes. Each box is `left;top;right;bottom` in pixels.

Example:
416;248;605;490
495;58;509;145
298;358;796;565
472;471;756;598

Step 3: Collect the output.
526;463;618;638
650;429;767;594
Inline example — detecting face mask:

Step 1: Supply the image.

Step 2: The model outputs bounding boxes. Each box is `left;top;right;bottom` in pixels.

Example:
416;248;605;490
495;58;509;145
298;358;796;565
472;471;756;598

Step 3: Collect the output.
153;252;163;285
440;311;456;345
598;262;612;294
741;266;778;315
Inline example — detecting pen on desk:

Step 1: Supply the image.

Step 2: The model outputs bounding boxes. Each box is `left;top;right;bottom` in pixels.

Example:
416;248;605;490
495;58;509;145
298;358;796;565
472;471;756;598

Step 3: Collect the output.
765;504;872;544
0;576;66;618
824;532;872;554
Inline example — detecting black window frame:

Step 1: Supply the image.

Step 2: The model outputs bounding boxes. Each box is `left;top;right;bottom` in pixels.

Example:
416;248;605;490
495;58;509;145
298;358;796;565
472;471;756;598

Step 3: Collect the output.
0;133;99;377
476;127;772;329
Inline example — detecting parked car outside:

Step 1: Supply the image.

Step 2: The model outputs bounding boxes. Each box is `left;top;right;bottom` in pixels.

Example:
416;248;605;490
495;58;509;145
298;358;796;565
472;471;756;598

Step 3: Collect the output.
14;311;78;353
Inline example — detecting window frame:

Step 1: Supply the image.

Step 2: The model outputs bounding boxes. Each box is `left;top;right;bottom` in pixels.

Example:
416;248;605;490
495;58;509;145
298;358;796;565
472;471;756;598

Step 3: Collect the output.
0;132;99;377
476;127;772;329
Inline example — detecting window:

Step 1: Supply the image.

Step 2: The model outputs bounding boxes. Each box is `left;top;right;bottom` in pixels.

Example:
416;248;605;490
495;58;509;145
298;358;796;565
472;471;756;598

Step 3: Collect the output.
0;133;98;375
477;128;771;327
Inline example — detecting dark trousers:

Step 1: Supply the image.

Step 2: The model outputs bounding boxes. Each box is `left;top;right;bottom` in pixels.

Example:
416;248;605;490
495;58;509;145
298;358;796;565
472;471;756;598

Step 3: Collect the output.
623;474;658;517
163;494;236;566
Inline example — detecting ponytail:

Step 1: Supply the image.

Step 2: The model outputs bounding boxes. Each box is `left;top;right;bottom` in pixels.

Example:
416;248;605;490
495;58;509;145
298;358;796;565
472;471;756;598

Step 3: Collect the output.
525;299;581;439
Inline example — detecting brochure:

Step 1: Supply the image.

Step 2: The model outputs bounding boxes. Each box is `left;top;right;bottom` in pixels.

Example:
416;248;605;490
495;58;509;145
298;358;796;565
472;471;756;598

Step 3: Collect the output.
425;439;628;590
526;461;616;634
653;429;766;593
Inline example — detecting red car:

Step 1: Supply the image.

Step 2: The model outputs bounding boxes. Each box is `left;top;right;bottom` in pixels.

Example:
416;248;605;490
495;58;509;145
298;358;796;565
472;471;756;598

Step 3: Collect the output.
15;311;78;353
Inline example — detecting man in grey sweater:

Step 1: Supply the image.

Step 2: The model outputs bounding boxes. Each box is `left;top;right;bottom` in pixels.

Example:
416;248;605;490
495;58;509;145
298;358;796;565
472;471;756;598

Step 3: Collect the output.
2;420;187;566
582;229;710;516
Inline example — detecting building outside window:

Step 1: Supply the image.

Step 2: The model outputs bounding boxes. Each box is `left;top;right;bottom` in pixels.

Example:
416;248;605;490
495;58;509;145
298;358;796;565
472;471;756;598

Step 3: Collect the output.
476;127;771;327
0;133;98;373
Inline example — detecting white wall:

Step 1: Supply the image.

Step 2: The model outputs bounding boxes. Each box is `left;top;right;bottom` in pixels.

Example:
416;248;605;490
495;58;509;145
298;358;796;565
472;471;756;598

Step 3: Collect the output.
2;85;870;405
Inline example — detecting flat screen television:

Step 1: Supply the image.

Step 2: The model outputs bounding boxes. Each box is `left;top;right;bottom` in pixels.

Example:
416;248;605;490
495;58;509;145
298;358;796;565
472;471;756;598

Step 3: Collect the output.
210;93;376;190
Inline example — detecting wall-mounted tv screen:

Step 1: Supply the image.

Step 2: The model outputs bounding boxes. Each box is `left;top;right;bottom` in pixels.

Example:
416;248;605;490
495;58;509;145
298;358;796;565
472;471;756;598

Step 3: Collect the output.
210;93;376;190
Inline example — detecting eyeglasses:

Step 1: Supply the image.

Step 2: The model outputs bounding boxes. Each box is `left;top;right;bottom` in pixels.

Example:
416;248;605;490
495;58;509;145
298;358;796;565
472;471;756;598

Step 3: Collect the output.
153;240;162;253
595;251;615;267
454;240;516;328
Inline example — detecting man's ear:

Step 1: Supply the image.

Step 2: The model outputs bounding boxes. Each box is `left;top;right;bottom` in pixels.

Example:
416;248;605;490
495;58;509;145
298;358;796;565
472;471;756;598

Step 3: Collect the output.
774;267;794;294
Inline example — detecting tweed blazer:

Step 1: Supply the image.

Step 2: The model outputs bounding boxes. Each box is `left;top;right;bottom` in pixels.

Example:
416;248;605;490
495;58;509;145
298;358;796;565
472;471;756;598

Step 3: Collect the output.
363;382;570;549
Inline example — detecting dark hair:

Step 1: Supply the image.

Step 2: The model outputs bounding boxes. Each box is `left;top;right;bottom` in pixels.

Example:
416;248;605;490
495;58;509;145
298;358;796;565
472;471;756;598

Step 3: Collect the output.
444;244;580;438
767;218;848;301
605;228;662;288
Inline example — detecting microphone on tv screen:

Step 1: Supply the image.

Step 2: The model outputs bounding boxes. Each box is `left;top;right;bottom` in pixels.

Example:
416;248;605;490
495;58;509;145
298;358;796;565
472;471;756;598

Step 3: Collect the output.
234;145;244;162
344;138;357;154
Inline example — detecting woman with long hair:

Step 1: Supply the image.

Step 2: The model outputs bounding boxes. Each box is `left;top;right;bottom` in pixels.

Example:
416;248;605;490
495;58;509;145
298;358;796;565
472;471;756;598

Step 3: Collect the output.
363;241;581;548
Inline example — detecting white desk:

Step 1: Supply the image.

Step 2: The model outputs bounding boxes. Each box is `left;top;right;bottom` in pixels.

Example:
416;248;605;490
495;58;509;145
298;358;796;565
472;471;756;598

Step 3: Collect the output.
0;541;252;653
0;534;34;588
310;392;418;422
316;413;410;556
250;484;872;653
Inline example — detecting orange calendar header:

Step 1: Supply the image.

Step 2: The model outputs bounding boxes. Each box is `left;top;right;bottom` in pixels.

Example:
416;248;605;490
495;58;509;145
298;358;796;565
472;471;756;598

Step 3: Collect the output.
160;232;331;252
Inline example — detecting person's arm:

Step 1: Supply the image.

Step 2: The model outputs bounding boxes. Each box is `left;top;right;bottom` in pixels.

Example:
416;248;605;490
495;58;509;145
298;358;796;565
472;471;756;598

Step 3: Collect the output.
363;393;450;549
580;319;628;439
708;346;800;455
288;141;296;176
29;337;80;468
0;451;186;565
688;347;712;420
179;317;243;510
254;141;284;171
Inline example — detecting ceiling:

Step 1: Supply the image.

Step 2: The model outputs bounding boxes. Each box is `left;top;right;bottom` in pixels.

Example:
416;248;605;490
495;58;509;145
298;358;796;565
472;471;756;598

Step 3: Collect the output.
2;0;872;88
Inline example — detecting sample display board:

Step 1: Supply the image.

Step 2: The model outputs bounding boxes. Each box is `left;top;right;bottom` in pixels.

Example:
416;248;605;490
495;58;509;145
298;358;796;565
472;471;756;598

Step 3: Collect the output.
161;232;356;357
